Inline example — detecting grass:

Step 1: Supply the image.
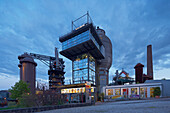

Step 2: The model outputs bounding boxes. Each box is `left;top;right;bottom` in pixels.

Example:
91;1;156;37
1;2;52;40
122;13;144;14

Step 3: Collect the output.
0;106;19;110
0;102;18;110
93;110;107;112
148;106;156;108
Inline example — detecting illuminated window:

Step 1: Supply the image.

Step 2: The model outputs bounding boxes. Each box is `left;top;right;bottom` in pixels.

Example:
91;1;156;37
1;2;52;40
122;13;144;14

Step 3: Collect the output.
107;89;113;96
73;53;95;84
131;88;137;95
115;89;120;95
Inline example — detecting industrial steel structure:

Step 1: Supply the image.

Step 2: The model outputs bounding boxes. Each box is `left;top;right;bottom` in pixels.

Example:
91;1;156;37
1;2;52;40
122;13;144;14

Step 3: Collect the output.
113;69;134;85
18;48;65;93
18;12;112;101
96;27;112;93
59;12;112;95
18;53;37;94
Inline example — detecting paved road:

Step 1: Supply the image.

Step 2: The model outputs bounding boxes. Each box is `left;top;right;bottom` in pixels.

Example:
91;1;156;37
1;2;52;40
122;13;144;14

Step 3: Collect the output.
38;98;170;113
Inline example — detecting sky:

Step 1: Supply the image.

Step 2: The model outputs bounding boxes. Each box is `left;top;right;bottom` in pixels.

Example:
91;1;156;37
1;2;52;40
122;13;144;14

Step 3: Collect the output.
0;0;170;90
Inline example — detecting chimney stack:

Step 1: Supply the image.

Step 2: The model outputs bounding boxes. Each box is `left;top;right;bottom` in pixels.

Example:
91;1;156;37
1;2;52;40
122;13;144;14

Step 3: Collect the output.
147;45;153;79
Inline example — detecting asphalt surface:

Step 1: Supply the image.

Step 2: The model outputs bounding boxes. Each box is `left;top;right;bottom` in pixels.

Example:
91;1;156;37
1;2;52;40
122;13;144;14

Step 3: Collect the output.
38;98;170;113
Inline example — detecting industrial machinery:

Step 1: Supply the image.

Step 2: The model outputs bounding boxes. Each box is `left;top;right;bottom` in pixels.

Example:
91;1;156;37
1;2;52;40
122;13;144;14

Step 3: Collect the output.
19;47;65;92
30;48;65;89
96;26;112;93
113;69;134;85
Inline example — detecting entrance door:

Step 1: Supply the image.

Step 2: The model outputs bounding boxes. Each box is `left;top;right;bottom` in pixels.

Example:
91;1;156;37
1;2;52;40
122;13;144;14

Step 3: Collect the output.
122;88;128;98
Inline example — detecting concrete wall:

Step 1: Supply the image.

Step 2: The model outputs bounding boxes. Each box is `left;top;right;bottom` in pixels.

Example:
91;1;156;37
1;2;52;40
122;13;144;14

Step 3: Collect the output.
145;80;170;97
0;103;93;113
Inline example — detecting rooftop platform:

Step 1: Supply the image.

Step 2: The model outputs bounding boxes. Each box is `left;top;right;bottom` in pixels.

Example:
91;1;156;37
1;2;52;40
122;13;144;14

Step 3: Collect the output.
59;23;102;46
59;23;105;60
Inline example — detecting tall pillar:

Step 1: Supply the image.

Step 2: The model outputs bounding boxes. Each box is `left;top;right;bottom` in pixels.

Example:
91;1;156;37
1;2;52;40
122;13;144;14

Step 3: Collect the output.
147;45;153;79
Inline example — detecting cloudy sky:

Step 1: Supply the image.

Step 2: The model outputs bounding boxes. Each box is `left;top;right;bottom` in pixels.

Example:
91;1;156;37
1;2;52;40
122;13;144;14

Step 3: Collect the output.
0;0;170;90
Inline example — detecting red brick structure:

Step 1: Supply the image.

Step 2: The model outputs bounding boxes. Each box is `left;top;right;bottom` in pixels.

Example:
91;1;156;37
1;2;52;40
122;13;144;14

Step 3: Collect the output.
134;45;154;83
134;63;144;83
134;63;153;83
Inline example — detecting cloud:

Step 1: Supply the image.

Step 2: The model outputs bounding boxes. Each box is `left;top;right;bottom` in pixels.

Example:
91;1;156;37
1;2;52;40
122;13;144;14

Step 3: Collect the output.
0;73;19;90
0;0;170;90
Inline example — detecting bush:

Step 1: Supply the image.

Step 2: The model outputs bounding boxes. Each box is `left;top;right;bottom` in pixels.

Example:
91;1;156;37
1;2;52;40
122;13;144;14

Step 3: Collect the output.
98;93;104;101
154;87;161;97
8;101;17;107
18;94;37;108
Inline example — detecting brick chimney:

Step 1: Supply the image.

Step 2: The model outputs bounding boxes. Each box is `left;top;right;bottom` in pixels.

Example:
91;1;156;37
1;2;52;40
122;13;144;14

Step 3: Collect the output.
147;45;153;79
134;63;144;83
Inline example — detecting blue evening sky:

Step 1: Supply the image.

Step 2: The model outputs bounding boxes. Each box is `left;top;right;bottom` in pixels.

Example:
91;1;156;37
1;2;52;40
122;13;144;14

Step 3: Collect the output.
0;0;170;89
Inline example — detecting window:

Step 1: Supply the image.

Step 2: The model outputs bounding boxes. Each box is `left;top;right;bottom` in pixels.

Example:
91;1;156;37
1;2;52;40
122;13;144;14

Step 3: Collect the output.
115;89;120;95
62;30;100;51
62;30;90;50
99;71;104;74
131;88;137;95
107;89;113;96
73;53;95;84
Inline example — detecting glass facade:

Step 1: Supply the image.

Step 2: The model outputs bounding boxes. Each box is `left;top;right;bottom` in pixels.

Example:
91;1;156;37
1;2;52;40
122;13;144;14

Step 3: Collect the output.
73;53;95;84
62;30;100;50
89;55;95;82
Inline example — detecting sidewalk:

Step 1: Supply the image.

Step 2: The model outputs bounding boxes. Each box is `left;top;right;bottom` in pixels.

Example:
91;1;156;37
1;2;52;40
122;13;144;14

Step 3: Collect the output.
95;97;170;105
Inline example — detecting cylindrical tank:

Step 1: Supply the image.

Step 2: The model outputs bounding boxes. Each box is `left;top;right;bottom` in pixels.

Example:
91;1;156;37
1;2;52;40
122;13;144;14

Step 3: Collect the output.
18;53;37;94
96;26;112;92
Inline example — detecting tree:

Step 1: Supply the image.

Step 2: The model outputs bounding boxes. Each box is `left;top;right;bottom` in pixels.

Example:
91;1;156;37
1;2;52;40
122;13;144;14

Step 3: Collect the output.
161;78;166;80
9;80;30;99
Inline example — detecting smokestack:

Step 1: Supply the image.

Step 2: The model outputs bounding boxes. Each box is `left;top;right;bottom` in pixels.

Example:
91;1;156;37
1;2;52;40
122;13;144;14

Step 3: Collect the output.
55;47;59;67
147;45;153;79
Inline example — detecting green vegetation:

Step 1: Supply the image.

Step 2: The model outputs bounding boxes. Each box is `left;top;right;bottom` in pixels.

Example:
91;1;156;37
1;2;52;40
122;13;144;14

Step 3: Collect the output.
9;80;30;99
0;106;17;110
148;106;156;108
154;87;161;97
18;94;37;108
0;102;18;110
99;93;105;101
1;81;65;110
1;80;34;109
161;78;166;80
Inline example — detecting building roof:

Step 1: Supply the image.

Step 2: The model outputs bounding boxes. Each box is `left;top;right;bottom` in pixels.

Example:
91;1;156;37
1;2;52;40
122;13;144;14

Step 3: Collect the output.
54;83;96;89
143;74;153;78
134;63;144;68
104;82;162;89
145;80;170;83
18;53;37;66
